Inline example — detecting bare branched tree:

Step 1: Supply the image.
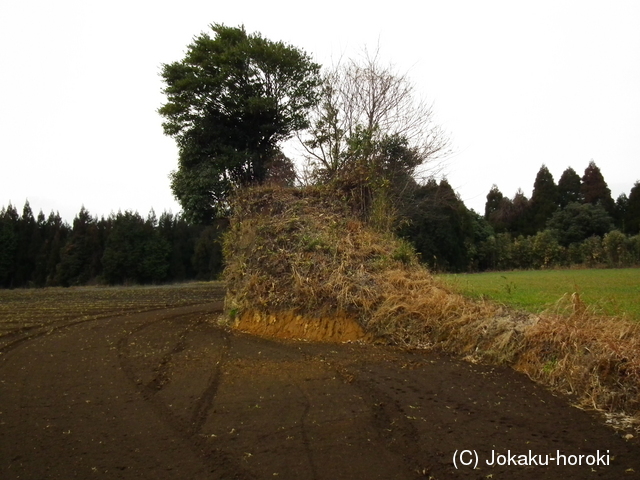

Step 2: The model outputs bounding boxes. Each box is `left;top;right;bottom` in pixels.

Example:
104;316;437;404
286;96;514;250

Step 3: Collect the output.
299;49;450;184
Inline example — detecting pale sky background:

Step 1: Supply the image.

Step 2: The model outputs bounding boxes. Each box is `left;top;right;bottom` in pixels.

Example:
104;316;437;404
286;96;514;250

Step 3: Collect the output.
1;0;639;222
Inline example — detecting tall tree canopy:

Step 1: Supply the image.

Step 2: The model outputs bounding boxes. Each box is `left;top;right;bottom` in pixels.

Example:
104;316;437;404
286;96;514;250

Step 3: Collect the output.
526;164;558;235
626;181;640;234
581;160;614;214
484;184;504;219
557;167;583;208
159;24;322;223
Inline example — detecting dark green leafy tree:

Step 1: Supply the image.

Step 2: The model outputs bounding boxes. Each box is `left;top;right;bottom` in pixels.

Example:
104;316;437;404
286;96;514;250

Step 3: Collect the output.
531;229;564;268
602;230;629;267
139;210;172;284
546;202;613;247
400;179;482;272
511;235;534;269
485;186;523;234
263;151;297;187
486;188;529;236
557;167;582;208
581;160;614;214
159;24;322;223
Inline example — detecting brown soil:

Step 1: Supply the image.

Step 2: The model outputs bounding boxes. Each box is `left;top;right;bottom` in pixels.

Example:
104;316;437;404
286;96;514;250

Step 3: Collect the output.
234;310;370;343
1;300;639;480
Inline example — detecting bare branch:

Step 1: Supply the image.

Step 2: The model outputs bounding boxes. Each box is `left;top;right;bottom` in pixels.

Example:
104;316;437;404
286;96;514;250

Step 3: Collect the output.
300;47;451;183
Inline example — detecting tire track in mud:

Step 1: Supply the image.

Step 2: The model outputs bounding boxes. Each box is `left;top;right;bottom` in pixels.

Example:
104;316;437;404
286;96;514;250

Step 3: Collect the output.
349;370;432;477
188;329;229;436
0;302;215;363
289;376;320;480
301;351;431;478
116;308;254;480
0;314;114;360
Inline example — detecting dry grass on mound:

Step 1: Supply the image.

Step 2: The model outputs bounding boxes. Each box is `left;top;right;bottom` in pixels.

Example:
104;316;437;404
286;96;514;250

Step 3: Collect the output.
517;295;640;420
223;185;640;429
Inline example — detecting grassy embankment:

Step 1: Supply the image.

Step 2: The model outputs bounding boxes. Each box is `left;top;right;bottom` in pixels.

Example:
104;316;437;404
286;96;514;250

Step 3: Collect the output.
222;185;640;430
439;269;640;321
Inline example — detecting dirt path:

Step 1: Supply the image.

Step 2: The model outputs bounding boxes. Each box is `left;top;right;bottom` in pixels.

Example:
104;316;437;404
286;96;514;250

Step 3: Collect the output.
1;301;638;479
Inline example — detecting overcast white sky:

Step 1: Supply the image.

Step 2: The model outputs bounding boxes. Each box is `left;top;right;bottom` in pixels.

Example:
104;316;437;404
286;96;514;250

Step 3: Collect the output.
1;0;639;222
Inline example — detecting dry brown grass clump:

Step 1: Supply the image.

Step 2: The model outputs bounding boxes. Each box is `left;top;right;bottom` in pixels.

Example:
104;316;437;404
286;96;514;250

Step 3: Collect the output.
223;184;640;428
516;295;640;421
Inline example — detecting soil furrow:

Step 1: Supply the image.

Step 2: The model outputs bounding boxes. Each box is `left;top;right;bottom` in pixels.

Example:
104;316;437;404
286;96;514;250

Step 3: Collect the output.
1;297;639;479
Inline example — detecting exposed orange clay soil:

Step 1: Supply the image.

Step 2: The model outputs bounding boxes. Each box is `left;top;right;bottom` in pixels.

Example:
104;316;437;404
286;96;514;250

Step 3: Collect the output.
234;309;371;343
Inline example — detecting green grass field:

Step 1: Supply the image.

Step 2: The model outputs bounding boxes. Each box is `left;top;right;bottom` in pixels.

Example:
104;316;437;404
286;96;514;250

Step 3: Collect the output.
439;268;640;320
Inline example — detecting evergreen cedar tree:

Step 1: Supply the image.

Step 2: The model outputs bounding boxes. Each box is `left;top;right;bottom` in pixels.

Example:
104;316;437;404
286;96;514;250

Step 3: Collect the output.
0;205;225;288
158;24;322;224
581;160;615;214
557;167;582;207
527;164;558;235
483;160;635;240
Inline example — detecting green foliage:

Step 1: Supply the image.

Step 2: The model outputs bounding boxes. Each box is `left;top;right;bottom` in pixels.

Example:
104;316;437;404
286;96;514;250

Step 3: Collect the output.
526;165;558;235
0;205;19;287
511;235;534;269
0;202;225;289
192;221;226;280
391;239;416;264
581;160;615;214
557;167;582;207
159;24;321;223
546;202;613;247
484;184;504;219
531;229;564;268
613;193;628;232
602;230;630;267
55;207;104;286
484;188;529;236
581;236;605;267
101;211;172;285
399;179;491;272
625;181;640;234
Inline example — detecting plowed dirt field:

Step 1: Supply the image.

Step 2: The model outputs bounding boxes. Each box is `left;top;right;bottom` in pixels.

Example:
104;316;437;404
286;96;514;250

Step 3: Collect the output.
0;284;638;479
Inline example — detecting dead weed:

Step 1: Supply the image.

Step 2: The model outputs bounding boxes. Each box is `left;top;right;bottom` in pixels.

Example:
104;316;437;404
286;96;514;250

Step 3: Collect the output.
223;185;640;429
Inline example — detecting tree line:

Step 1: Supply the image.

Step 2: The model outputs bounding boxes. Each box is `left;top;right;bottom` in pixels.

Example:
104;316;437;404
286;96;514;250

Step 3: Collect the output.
0;204;225;288
476;161;640;271
155;24;639;275
5;24;637;288
398;160;640;272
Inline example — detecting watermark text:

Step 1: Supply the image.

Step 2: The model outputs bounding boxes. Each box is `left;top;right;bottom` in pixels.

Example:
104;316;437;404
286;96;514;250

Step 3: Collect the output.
453;449;610;469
